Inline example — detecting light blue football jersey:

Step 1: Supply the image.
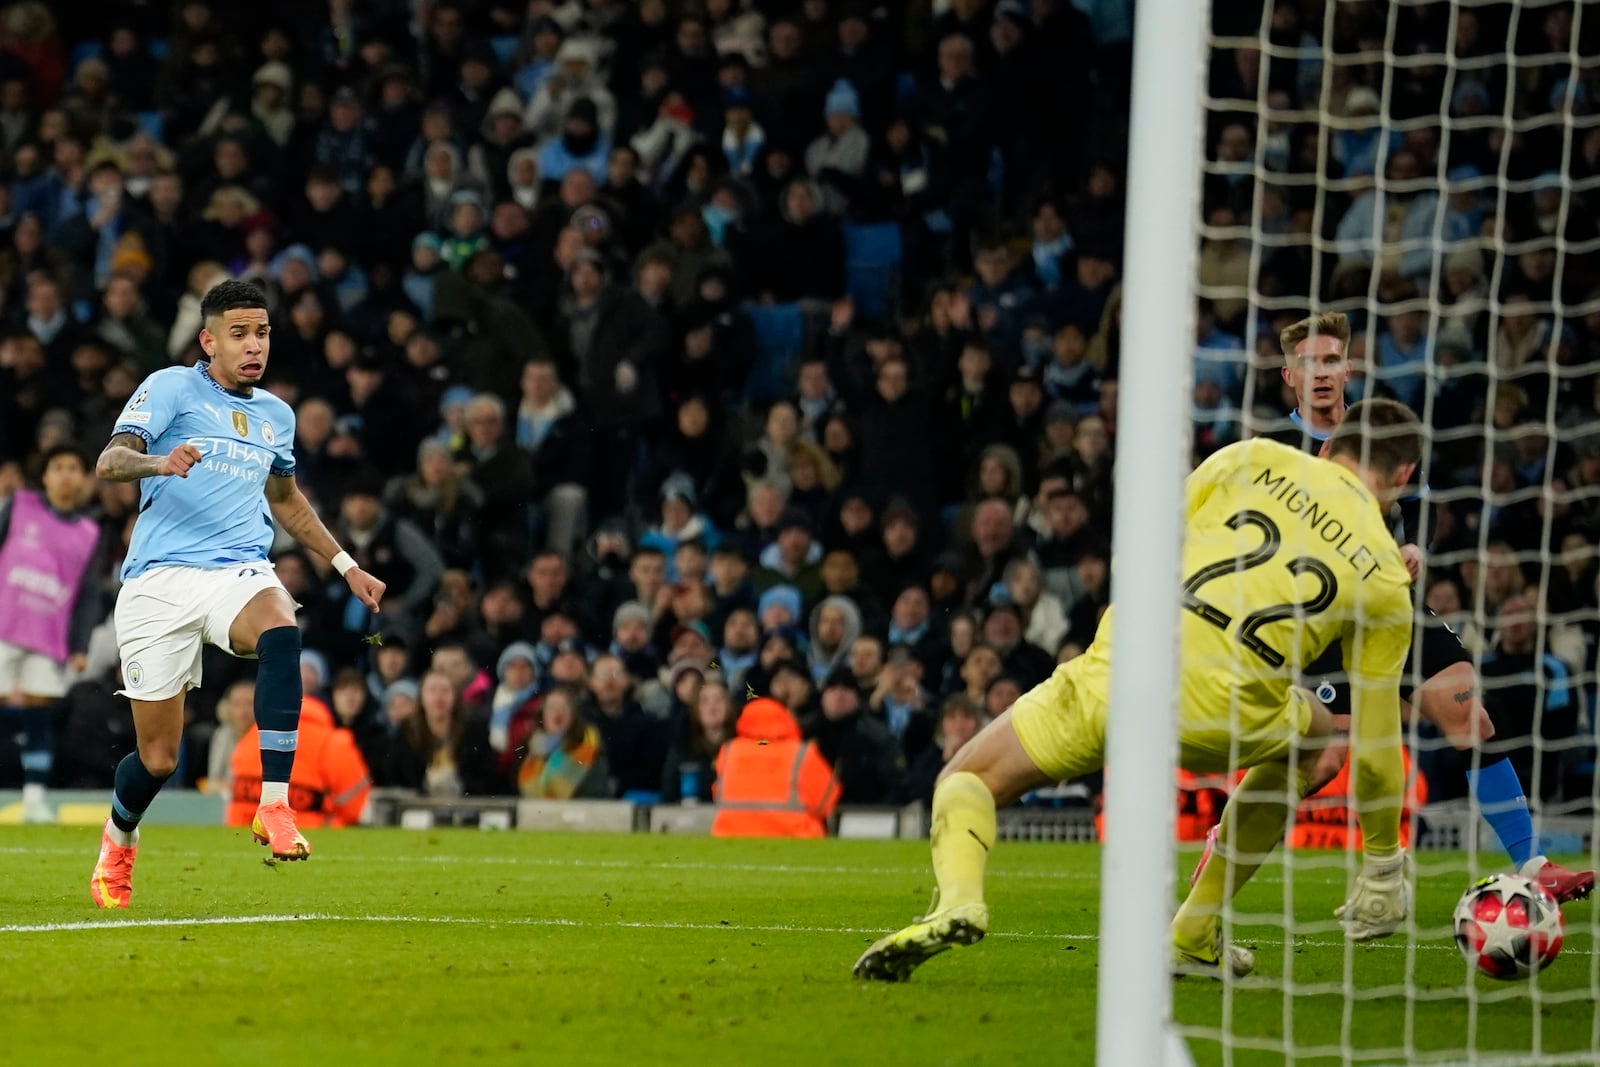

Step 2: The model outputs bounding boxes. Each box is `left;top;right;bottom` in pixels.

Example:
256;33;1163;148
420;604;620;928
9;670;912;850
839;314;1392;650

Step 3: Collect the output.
113;364;297;581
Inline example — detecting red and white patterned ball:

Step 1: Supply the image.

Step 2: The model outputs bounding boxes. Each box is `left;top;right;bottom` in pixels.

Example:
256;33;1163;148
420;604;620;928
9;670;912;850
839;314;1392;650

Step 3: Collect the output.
1453;873;1564;980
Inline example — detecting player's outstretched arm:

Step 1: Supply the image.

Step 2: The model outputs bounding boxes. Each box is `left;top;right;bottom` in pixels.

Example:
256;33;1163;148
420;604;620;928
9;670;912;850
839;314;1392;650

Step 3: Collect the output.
265;474;386;611
1336;598;1413;941
1347;606;1412;854
95;433;202;482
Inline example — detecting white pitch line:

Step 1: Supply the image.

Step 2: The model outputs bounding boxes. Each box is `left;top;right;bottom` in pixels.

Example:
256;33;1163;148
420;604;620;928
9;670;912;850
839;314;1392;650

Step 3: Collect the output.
0;913;1591;958
0;913;999;938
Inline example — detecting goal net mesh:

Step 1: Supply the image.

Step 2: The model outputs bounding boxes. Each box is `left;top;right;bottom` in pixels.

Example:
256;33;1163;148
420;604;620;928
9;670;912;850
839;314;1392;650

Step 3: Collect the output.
1178;1;1600;1063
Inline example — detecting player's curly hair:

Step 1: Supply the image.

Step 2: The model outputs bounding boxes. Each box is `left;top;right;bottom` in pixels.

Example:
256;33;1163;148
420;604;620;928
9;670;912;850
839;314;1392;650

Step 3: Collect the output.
1279;311;1351;359
199;278;269;322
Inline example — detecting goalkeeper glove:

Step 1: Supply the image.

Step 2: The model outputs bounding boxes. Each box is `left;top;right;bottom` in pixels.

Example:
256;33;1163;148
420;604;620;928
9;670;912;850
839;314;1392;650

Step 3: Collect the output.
1335;849;1410;942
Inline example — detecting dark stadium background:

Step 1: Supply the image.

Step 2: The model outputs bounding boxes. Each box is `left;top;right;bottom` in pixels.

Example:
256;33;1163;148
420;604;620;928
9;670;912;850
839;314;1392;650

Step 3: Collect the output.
0;0;1596;818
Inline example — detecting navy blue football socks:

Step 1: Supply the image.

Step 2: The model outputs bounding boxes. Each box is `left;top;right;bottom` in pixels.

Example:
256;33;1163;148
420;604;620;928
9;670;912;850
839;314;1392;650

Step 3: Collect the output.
254;625;303;785
110;752;171;834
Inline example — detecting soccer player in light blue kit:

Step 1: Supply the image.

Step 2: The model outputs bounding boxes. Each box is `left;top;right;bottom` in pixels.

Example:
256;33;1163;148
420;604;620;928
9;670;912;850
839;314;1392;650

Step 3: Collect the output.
90;280;386;908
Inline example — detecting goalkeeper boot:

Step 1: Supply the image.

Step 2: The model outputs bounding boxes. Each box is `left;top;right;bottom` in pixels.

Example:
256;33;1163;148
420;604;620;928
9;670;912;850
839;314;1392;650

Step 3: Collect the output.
853;900;990;982
1521;856;1595;903
1172;923;1256;980
252;800;311;861
90;820;138;909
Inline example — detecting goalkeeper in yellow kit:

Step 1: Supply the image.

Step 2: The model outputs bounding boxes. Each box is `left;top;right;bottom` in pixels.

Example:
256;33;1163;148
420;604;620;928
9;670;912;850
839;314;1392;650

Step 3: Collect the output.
855;398;1422;982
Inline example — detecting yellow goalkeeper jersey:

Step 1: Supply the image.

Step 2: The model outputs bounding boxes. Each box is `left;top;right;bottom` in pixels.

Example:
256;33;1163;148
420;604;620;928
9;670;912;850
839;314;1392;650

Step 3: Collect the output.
1174;437;1413;851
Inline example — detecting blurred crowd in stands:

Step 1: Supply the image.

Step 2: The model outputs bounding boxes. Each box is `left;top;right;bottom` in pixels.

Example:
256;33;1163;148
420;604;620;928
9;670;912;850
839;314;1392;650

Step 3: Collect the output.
0;0;1597;818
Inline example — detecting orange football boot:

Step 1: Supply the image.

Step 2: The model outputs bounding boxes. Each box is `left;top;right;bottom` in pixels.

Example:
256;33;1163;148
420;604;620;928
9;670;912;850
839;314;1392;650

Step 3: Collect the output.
90;821;138;908
252;799;311;861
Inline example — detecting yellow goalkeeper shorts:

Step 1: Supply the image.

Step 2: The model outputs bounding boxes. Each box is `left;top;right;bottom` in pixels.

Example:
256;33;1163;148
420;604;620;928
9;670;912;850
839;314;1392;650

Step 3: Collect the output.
1010;656;1312;782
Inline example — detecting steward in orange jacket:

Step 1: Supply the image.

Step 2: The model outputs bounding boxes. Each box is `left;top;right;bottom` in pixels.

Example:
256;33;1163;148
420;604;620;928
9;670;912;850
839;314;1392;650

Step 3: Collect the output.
711;698;841;838
227;696;372;828
1096;769;1234;843
1289;746;1427;851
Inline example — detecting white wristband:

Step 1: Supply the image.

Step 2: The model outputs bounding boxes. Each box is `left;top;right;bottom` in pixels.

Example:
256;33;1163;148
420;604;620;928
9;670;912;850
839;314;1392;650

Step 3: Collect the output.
331;550;357;577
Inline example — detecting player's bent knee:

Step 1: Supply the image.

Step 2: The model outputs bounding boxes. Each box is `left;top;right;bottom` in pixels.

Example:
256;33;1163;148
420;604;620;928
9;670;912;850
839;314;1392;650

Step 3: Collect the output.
1442;704;1498;751
230;588;298;654
136;742;179;779
256;623;301;657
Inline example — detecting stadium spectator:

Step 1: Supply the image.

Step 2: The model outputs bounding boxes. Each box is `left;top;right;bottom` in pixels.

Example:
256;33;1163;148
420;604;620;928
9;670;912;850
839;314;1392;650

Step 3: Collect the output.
384;668;498;796
1480;593;1579;805
807;670;905;805
517;684;609;799
452;393;536;582
227;692;371;829
328;667;387;780
711;695;839;837
585;651;664;800
909;694;984;807
660;676;736;804
334;475;447;630
205;681;254;798
487;641;541;768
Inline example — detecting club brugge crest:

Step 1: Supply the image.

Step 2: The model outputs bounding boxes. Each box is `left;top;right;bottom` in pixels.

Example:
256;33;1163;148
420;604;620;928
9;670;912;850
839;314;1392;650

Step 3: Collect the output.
126;661;144;688
261;421;276;445
232;411;249;437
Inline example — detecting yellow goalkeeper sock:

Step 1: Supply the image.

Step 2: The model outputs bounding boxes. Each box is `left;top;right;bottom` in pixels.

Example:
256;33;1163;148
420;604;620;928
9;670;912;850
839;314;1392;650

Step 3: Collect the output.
1172;762;1310;953
929;772;997;910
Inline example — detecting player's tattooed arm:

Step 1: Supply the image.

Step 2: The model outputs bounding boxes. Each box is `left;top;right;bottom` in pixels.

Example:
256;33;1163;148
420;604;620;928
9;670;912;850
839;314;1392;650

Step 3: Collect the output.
265;473;343;562
97;434;203;482
95;433;164;482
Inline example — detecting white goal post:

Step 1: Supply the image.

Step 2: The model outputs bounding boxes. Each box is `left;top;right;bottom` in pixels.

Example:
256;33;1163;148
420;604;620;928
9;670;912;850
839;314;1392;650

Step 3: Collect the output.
1094;1;1207;1065
1101;1;1600;1064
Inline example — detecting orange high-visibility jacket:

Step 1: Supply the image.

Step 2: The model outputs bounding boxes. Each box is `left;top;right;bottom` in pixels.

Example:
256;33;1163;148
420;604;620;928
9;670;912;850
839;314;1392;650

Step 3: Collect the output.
711;698;841;838
1095;770;1233;843
1289;747;1427;851
227;696;372;828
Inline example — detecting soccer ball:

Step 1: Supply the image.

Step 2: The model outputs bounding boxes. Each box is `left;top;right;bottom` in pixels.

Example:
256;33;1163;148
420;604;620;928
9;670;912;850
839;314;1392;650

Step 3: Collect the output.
1452;873;1563;980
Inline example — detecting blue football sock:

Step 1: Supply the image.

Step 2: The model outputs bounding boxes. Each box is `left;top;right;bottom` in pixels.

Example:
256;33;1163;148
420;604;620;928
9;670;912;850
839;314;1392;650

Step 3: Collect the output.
1467;755;1537;866
19;704;53;786
110;751;172;833
254;625;302;785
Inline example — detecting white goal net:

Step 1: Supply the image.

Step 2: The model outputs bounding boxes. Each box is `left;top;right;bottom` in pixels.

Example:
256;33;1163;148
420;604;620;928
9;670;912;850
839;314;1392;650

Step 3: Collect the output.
1145;1;1600;1064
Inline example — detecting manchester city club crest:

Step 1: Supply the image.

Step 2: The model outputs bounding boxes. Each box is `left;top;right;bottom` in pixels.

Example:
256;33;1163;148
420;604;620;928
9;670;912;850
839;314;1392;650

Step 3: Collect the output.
126;661;144;688
261;421;276;445
232;411;249;437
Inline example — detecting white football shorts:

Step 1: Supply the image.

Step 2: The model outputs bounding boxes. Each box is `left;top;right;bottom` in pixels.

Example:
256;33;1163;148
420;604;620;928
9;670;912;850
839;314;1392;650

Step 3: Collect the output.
114;563;292;701
0;639;70;699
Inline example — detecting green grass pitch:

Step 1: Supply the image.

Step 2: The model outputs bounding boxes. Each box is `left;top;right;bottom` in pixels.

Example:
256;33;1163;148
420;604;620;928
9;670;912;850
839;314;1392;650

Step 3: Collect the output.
1;828;1596;1066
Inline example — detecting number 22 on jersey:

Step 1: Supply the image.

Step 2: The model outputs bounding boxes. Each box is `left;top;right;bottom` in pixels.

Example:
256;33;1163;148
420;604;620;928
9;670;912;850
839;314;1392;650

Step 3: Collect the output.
1182;509;1339;669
